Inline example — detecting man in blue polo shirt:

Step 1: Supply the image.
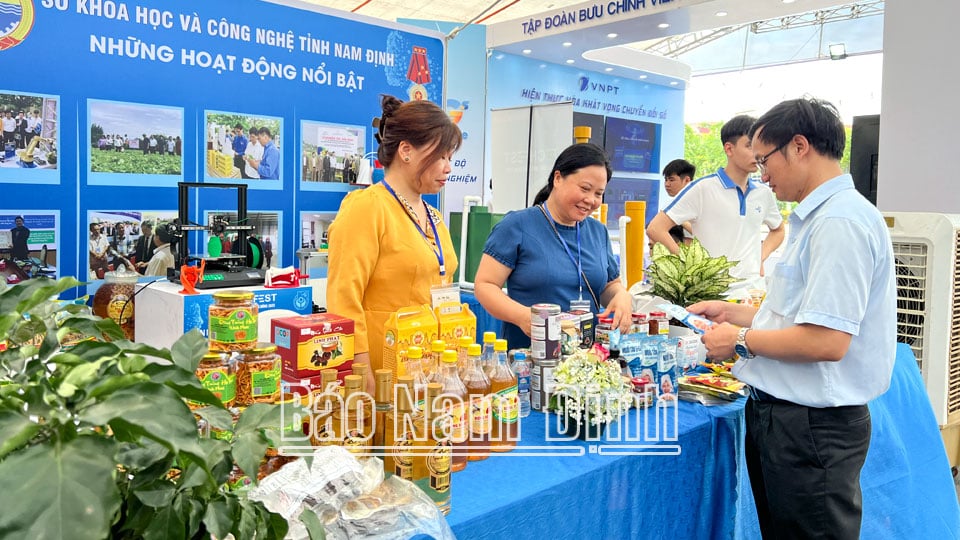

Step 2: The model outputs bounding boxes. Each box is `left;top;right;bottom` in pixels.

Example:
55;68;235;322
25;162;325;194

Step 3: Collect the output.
691;97;896;539
231;124;249;178
247;127;280;180
647;115;784;291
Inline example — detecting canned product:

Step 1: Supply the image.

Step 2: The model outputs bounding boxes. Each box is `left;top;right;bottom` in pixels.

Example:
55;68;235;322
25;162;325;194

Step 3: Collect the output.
530;303;562;360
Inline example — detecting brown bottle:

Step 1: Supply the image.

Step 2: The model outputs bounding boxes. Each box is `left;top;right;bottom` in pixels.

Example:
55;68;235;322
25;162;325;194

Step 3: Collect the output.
489;339;518;452
384;375;418;480
461;343;491;461
435;350;468;472
335;374;372;455
352;362;372;417
373;369;393;453
309;368;339;446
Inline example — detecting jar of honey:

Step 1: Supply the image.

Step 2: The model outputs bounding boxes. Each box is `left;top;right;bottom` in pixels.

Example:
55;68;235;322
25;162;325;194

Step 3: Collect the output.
92;268;139;340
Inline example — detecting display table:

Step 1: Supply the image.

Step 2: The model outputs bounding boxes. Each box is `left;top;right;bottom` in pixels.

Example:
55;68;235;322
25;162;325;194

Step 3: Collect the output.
447;343;960;539
134;281;313;349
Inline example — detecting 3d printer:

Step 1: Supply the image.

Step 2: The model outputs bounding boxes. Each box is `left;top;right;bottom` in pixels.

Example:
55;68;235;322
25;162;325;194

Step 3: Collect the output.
167;182;267;289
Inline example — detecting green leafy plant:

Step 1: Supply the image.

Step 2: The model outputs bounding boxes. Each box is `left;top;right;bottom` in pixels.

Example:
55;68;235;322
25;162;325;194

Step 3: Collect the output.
646;239;740;306
0;277;295;540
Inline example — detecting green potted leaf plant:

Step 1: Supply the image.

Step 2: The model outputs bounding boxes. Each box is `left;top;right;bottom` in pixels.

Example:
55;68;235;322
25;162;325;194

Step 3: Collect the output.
645;239;740;307
0;277;308;540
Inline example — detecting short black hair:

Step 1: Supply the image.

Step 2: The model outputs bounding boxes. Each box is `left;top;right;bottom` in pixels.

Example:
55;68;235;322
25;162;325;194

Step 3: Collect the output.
720;115;756;145
156;223;174;244
662;159;696;179
248;127;259;136
234;123;244;130
259;127;272;138
748;97;845;160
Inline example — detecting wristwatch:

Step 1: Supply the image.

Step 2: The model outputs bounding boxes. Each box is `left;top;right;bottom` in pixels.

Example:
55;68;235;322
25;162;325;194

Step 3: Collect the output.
735;327;756;359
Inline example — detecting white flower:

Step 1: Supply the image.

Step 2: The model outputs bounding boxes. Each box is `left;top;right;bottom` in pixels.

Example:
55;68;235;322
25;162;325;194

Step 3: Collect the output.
549;350;633;425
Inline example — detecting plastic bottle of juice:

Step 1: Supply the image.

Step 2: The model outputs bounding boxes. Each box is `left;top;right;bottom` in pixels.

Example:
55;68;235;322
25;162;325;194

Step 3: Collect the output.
405;346;428;410
426;339;446;380
456;336;473;377
489;339;518;452
461;343;491;461
436;350;468;472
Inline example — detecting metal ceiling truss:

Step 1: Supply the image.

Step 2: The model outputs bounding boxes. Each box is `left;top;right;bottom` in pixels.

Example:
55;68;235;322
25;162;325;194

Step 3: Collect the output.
641;1;884;58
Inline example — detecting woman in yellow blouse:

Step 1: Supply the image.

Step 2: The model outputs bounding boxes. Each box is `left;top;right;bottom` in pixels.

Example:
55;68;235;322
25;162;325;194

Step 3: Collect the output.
327;95;462;392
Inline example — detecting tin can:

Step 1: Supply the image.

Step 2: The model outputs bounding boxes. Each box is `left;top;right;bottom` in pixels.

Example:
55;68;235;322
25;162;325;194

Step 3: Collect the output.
530;303;562;360
530;357;558;411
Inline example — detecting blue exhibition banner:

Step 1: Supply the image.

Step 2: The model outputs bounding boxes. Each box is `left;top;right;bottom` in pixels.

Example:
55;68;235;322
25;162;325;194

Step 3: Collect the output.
0;0;445;289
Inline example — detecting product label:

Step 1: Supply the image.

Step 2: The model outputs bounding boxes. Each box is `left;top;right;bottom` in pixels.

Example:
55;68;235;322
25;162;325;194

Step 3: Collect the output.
200;367;236;404
443;401;468;443
427;441;452;493
251;369;280;397
106;295;133;326
209;308;257;344
491;385;519;423
468;395;491;435
393;432;415;480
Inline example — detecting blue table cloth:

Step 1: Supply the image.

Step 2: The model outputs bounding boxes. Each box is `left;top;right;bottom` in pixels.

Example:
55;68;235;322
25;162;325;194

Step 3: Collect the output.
446;343;960;539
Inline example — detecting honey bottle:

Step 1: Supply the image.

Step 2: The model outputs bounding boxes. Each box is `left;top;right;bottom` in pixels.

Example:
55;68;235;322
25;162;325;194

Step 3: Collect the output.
309;368;339;446
404;346;428;410
489;339;518;452
426;339;446;381
373;369;393;453
435;350;468;472
461;343;491;461
335;374;372;455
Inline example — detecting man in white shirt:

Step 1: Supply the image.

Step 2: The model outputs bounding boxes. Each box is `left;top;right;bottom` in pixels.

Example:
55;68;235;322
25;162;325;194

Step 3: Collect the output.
692;98;896;539
243;127;263;179
647;115;785;292
145;223;176;277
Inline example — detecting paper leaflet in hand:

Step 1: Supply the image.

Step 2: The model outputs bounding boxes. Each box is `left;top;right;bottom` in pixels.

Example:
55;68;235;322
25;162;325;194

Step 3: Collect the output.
657;303;714;334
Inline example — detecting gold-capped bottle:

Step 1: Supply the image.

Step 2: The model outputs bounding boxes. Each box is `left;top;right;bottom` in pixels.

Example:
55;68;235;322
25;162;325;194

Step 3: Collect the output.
461;343;491;461
384;375;418;480
309;368;339;446
336;374;372;455
415;382;451;514
373;369;393;453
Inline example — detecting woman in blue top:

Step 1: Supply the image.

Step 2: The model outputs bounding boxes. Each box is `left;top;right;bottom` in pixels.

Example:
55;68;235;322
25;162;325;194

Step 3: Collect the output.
474;143;634;349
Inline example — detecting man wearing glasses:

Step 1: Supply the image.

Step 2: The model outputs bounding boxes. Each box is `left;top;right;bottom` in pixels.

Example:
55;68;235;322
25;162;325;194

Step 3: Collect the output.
647;115;784;292
691;97;896;538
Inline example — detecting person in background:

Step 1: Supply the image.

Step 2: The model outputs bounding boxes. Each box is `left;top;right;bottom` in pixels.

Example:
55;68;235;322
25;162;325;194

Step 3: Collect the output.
10;215;30;260
243;127;262;179
647;115;785;292
89;223;111;279
2;111;16;147
263;237;273;268
691;97;896;539
661;158;697;245
473;143;634;349
232;124;249;178
327;94;462;393
145;223;176;277
133;221;156;274
247;127;279;180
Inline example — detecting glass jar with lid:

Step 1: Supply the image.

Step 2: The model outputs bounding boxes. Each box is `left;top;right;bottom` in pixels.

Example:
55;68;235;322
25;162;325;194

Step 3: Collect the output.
209;290;258;352
237;342;281;405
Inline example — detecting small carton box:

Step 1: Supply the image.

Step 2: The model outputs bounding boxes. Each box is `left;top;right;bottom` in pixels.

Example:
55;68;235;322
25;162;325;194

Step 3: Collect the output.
273;313;355;378
382;304;438;381
434;302;476;346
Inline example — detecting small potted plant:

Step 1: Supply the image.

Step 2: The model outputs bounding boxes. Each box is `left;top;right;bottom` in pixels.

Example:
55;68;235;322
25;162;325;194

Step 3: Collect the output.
548;349;634;440
646;239;740;307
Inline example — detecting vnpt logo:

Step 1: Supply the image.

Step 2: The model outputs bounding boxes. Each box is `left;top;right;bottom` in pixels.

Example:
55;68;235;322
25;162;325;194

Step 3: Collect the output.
0;0;35;51
577;75;620;95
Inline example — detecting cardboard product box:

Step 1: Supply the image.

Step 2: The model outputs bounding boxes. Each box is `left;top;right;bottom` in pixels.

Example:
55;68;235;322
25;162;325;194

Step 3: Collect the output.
273;313;355;378
434;302;476;346
382;304;438;382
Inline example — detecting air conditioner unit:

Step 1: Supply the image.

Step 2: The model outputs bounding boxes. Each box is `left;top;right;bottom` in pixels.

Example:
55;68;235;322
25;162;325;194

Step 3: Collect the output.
883;212;960;434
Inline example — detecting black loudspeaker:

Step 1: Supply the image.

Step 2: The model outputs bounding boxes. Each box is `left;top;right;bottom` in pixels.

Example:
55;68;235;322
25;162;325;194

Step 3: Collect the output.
850;114;880;206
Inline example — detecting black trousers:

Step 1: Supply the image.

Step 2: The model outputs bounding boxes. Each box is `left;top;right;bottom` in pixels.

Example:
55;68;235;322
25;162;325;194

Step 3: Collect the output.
745;397;871;540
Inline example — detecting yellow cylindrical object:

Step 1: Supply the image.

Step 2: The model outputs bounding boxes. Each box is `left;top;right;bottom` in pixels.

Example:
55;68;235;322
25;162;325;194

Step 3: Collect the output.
590;203;608;226
625;201;646;288
573;126;592;144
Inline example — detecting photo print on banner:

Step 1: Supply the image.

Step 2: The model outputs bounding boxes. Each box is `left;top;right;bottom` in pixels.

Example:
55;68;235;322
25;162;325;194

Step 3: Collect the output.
300;120;366;192
0;210;59;282
86;210;177;281
0;89;59;184
300;211;337;277
204;111;283;189
87;100;184;187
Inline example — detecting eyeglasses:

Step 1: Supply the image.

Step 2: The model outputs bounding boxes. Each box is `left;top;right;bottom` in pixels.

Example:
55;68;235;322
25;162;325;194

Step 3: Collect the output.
756;142;789;175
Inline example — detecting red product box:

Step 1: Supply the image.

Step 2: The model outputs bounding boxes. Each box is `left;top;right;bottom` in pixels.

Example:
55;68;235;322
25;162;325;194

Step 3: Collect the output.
272;313;355;378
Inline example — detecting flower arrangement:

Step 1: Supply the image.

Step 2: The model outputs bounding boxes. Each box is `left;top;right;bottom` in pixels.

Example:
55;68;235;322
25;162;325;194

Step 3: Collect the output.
548;349;634;426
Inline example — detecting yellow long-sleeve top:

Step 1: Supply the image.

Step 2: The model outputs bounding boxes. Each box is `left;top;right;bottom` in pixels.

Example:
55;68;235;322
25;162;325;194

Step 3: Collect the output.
326;183;458;371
